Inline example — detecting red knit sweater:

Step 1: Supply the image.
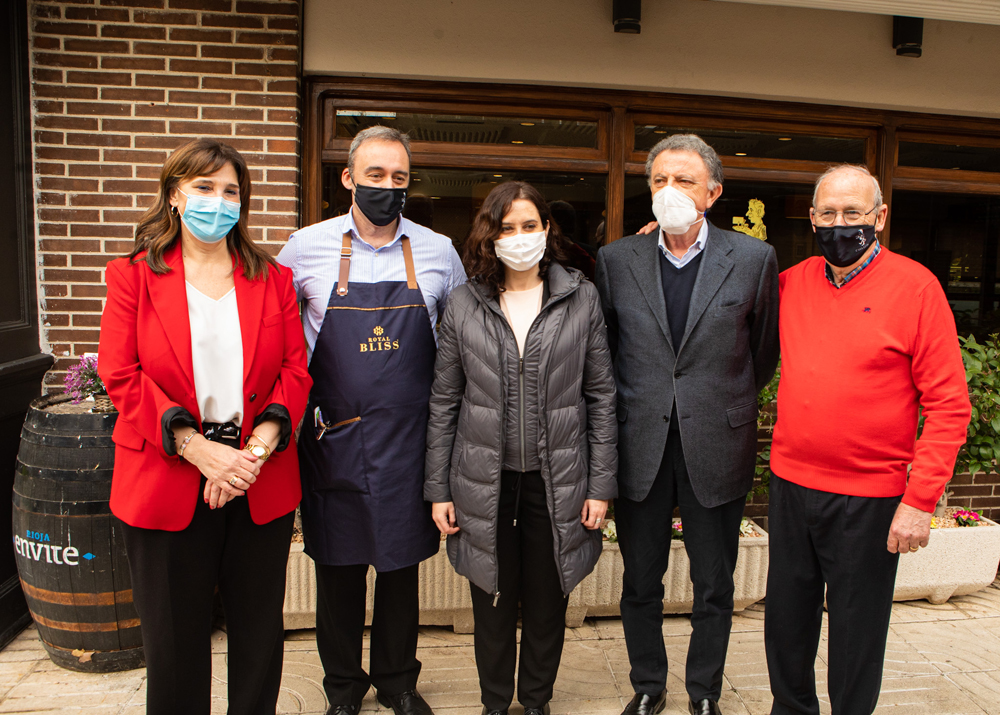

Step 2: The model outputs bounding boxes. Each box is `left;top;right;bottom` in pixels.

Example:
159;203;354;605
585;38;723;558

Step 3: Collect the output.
771;249;971;512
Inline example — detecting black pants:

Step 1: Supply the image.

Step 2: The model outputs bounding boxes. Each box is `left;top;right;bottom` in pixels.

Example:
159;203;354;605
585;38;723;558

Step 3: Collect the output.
617;430;746;702
315;561;422;706
765;476;901;715
121;482;294;715
470;470;569;711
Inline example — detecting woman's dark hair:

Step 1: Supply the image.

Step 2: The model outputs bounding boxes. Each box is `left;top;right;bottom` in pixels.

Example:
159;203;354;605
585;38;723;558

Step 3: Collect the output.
129;138;275;280
462;181;569;298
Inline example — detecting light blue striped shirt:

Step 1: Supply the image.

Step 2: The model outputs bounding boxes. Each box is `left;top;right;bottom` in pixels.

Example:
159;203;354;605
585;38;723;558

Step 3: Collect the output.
277;211;467;353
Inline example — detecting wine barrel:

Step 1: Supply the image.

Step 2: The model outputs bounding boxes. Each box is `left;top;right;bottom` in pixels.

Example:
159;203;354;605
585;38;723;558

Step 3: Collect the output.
12;394;144;673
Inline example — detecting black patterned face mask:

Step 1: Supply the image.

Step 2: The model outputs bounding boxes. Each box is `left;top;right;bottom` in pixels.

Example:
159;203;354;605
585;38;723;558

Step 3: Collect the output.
814;224;877;268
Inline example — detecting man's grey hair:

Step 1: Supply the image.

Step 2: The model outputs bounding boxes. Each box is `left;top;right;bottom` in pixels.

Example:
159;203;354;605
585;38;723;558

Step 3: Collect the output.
812;164;883;207
645;134;724;190
347;125;412;176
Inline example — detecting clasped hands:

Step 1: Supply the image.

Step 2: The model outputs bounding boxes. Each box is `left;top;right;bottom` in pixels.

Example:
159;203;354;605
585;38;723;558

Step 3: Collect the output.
432;499;610;535
179;433;262;509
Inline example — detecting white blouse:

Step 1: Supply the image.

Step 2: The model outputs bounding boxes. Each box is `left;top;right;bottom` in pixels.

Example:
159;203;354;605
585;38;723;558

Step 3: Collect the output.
186;282;244;426
499;282;544;357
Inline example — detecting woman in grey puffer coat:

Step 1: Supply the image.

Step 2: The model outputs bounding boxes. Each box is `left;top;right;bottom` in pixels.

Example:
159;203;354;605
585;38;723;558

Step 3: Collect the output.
425;181;617;715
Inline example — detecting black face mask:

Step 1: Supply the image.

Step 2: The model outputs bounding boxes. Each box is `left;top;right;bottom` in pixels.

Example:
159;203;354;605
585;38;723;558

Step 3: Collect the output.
814;224;878;268
353;182;407;227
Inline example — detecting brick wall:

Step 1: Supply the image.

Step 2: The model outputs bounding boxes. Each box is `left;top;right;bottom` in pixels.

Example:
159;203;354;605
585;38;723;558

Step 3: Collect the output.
944;471;1000;522
28;0;302;389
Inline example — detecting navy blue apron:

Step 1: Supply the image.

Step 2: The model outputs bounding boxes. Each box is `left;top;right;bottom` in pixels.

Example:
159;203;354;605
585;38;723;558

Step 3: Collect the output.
299;232;440;571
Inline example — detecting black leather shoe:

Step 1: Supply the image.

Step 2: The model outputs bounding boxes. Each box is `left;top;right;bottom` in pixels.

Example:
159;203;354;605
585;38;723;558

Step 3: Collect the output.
621;691;667;715
326;706;361;715
377;690;434;715
481;708;509;715
688;699;721;715
522;705;550;715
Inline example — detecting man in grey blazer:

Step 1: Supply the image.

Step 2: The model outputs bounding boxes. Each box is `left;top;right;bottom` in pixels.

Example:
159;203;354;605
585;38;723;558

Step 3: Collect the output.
595;134;779;715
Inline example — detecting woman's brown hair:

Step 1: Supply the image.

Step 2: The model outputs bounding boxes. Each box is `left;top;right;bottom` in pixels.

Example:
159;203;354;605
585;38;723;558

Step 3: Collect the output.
462;181;569;299
129;138;275;280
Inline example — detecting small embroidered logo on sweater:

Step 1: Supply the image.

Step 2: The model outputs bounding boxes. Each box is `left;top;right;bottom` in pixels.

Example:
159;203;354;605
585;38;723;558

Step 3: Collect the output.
864;307;871;313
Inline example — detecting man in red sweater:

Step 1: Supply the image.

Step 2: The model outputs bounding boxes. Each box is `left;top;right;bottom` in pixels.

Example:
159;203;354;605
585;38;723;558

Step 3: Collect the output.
764;164;971;715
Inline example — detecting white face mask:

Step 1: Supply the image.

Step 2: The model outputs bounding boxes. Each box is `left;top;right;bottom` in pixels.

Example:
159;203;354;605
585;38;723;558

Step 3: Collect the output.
494;230;547;272
652;185;705;235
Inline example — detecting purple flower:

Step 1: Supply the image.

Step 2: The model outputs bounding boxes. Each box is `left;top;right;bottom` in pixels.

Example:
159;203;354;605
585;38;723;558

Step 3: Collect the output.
64;355;104;404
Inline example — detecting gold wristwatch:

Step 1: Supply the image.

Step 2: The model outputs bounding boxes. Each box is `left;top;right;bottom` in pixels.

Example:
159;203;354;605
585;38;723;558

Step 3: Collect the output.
244;434;271;462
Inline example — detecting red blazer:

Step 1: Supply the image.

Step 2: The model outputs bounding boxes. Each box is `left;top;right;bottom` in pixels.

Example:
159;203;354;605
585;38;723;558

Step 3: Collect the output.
98;242;312;531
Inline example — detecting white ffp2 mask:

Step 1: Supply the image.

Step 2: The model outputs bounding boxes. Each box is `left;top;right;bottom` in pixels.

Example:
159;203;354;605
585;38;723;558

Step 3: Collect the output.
652;185;704;235
493;230;547;272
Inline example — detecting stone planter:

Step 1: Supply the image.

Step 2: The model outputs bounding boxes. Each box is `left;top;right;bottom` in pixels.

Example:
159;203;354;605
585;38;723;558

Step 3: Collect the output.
283;519;769;632
893;516;1000;604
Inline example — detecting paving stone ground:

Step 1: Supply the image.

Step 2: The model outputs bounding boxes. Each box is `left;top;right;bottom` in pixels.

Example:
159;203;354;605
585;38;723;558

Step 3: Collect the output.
0;579;998;714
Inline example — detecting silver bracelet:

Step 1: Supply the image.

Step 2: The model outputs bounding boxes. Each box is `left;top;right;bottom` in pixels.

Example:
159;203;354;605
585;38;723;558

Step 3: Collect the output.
177;431;197;459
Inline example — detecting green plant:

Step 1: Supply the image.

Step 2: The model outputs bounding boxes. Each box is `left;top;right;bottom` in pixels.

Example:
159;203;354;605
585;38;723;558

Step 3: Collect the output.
751;362;780;498
956;334;1000;477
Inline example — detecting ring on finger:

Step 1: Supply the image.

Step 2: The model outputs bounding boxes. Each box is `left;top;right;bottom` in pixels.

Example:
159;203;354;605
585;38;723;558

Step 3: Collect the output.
229;476;239;487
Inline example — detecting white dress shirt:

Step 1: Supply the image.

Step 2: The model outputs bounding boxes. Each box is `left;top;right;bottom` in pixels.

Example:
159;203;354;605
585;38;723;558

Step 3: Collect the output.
186;282;244;426
658;219;709;269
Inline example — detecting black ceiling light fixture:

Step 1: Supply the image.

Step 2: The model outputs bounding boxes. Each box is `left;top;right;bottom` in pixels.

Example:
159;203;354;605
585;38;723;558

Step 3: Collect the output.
893;16;924;58
613;0;641;34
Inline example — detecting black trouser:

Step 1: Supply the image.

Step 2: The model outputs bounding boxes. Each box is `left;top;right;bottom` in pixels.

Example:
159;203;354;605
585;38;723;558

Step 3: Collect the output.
765;476;901;715
315;561;422;706
121;480;294;715
470;470;569;711
617;430;746;702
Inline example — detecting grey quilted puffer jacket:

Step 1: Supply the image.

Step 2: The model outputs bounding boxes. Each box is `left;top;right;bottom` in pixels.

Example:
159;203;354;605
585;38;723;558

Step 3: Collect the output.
424;263;618;598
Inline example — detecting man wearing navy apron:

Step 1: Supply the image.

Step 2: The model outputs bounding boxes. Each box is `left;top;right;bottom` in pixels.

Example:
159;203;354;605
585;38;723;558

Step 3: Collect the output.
278;126;466;715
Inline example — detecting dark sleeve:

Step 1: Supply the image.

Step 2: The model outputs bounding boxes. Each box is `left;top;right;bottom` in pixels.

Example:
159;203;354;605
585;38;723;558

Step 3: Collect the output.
749;246;780;393
161;407;198;457
253;403;293;452
582;285;619;500
424;292;467;503
594;247;618;360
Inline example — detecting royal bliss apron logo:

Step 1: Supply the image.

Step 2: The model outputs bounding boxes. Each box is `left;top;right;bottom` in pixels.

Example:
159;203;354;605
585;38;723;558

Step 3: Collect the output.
361;325;399;353
13;530;93;566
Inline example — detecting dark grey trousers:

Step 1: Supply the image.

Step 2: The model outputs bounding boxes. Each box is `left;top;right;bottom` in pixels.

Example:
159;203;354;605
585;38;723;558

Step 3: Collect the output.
764;475;901;715
617;430;746;702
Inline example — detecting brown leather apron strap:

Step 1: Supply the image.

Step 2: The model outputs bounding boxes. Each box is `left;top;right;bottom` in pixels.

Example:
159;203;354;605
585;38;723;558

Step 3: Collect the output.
401;236;418;291
336;231;352;296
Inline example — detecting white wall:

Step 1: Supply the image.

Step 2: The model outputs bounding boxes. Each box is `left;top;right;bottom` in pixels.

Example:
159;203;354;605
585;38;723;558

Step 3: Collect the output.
304;0;1000;119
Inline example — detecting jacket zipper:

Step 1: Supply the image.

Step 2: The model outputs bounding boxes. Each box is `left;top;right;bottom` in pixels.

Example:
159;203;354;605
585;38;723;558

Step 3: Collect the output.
493;313;509;608
518;356;526;476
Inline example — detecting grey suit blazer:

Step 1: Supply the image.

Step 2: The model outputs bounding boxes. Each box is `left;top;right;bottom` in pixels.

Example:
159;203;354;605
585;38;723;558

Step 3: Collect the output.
594;222;779;507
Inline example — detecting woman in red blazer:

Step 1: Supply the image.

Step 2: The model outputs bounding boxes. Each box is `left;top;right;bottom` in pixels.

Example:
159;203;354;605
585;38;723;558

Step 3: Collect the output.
98;138;312;715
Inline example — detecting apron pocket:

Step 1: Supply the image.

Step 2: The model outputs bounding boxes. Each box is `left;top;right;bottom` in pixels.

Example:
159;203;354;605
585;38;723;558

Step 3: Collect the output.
312;416;369;493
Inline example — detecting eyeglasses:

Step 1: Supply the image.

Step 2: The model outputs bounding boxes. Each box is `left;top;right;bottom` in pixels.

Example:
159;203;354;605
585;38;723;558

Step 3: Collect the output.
812;205;880;226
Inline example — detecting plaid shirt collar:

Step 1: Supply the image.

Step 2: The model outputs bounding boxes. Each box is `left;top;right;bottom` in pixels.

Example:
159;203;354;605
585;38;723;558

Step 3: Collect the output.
826;240;881;289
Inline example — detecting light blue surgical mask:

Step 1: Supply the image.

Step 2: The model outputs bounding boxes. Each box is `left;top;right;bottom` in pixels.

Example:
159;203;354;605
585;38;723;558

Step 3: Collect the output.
179;191;241;244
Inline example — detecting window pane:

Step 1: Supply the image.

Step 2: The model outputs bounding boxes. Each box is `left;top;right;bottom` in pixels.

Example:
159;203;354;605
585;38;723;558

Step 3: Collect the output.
624;177;817;271
892;191;1000;336
898;141;1000;173
322;165;607;274
335;111;599;148
634;125;865;163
